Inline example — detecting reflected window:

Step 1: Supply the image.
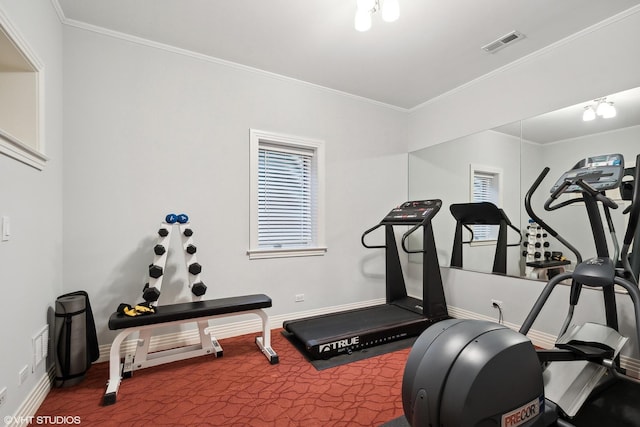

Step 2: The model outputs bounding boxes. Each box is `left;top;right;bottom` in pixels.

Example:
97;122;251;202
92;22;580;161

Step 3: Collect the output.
470;165;503;241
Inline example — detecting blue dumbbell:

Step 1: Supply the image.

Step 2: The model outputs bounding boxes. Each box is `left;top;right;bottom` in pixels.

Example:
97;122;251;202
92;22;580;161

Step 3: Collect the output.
165;213;178;224
177;213;189;224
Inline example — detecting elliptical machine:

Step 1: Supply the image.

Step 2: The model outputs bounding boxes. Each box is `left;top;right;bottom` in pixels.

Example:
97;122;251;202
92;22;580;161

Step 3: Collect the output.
402;154;640;427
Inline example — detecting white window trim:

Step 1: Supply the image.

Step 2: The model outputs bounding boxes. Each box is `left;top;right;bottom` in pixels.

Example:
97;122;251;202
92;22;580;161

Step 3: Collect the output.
0;7;48;170
248;129;326;259
469;164;503;246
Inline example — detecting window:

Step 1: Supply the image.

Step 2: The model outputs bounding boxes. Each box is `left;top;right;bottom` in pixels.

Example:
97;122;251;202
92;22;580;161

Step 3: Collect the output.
0;10;47;170
470;164;503;242
249;129;326;259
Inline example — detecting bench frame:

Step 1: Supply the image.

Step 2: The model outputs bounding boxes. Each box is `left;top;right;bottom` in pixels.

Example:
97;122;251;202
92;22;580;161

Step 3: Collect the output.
103;307;278;405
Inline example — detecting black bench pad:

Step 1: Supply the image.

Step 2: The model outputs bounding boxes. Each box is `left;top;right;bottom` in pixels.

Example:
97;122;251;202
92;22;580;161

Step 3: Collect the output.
109;294;272;330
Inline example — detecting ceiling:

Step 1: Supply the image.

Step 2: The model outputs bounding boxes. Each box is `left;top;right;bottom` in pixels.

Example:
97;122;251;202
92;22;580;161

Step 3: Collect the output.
56;0;640;110
493;86;640;144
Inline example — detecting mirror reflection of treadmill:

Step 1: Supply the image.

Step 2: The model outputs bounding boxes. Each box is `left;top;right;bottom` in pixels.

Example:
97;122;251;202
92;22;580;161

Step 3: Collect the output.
282;199;449;360
449;202;521;275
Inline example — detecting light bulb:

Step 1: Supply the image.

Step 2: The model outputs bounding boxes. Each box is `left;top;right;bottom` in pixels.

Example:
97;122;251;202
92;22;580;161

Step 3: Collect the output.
355;9;372;32
602;102;617;119
582;106;596;122
382;0;400;22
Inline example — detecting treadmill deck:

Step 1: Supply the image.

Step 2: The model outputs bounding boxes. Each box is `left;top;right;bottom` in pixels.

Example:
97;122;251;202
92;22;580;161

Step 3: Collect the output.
284;304;433;359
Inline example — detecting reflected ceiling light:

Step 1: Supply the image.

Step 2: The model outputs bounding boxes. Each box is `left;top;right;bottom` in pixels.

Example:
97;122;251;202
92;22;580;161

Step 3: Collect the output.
582;98;617;122
582;106;596;121
355;0;400;32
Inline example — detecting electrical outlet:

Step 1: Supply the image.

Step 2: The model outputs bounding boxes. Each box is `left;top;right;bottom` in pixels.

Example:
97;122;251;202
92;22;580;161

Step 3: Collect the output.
491;299;503;308
18;365;28;386
295;294;304;302
33;325;49;369
0;386;7;408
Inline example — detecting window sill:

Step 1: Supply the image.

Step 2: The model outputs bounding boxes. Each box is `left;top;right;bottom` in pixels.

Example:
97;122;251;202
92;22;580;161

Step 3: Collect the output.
247;247;327;260
469;239;497;247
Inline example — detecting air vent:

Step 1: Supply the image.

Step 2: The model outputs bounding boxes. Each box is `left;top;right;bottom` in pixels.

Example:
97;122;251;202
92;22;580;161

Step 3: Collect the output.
482;30;526;53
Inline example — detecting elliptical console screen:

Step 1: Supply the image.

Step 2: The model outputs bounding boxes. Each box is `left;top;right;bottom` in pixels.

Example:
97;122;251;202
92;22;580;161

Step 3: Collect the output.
550;153;624;193
382;199;442;224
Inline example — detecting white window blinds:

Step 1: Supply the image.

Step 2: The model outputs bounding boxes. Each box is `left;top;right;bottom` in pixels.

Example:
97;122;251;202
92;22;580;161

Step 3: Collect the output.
258;145;314;248
473;171;499;241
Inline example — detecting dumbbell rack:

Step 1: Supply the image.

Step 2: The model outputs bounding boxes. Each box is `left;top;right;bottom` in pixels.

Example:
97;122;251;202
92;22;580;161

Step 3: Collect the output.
524;220;561;279
143;218;206;306
523;220;549;267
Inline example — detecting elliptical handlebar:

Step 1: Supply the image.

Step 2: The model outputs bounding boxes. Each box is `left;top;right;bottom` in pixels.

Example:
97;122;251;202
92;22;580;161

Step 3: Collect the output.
544;177;619;212
549;179;572;202
621;154;640;285
525;167;583;264
575;179;619;209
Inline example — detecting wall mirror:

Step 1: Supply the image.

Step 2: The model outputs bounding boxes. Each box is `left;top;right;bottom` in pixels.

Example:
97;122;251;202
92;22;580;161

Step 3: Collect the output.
408;85;640;279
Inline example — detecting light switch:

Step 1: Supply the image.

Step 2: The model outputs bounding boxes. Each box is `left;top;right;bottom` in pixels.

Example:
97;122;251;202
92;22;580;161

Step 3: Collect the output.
1;216;9;241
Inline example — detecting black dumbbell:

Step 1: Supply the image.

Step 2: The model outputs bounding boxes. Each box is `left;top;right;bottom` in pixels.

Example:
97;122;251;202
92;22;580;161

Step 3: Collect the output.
183;228;193;237
142;283;161;302
188;263;202;275
154;244;166;256
186;244;197;254
158;228;169;237
192;282;207;297
149;264;163;278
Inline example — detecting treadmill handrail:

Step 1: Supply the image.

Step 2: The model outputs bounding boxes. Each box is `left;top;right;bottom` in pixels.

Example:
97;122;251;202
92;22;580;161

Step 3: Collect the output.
401;222;426;254
459;222;522;247
361;223;386;249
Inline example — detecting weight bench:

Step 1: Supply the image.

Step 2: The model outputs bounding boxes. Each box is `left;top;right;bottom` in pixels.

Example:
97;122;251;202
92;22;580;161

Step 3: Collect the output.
103;293;278;405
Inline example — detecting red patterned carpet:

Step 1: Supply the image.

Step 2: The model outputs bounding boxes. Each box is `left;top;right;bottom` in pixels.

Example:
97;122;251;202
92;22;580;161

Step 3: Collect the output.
35;330;409;426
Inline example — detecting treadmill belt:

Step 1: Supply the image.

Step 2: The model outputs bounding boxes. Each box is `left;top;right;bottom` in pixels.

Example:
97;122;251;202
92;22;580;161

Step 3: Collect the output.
286;304;424;344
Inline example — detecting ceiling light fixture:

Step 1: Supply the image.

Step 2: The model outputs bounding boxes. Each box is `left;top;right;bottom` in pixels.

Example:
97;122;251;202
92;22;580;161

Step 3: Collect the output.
582;97;617;122
355;0;399;32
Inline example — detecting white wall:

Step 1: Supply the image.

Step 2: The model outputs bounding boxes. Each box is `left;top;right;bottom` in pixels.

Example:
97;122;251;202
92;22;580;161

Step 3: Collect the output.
0;0;63;421
62;26;409;346
407;8;640;359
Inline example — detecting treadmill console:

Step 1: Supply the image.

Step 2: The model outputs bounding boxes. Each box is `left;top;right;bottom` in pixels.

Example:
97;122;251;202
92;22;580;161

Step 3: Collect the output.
550;153;624;193
382;199;442;224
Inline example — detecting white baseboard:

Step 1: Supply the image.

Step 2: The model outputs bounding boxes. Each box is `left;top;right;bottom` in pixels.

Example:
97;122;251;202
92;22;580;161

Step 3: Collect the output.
13;300;640;424
5;367;54;427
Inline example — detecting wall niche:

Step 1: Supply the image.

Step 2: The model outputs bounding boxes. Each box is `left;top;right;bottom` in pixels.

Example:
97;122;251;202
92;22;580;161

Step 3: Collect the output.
0;10;46;170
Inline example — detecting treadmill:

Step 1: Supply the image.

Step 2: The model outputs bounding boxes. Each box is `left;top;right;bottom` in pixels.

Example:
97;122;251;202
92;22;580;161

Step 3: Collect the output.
283;199;449;359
